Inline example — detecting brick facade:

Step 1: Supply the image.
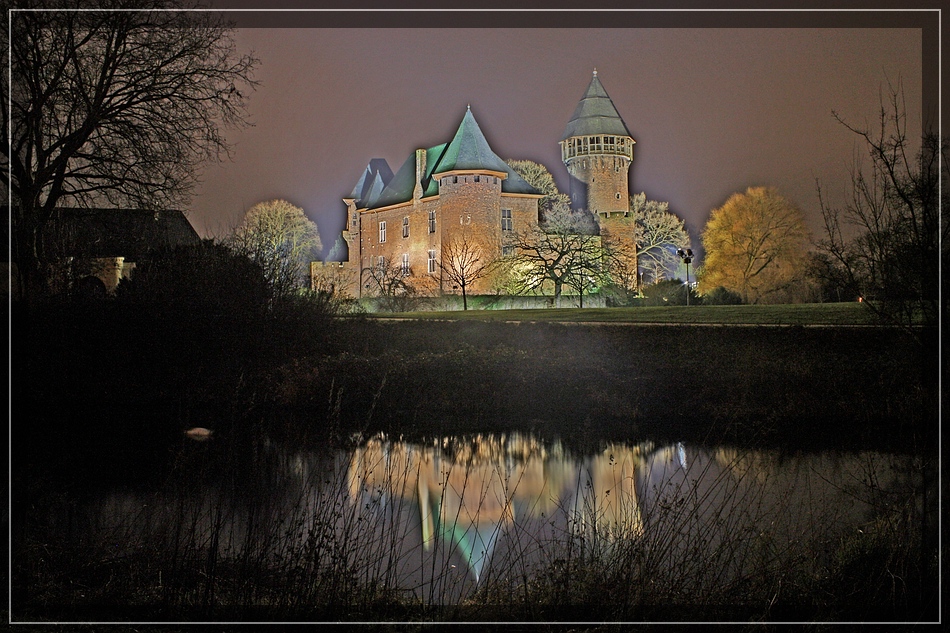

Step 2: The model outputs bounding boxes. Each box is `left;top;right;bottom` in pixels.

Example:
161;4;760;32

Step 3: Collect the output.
334;108;543;299
328;71;638;301
560;70;639;286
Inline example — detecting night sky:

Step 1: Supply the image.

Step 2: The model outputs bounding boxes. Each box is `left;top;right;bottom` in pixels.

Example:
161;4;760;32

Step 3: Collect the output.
192;7;934;264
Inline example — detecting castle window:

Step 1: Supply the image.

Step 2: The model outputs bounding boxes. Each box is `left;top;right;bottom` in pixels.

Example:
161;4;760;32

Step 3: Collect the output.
401;253;410;276
351;213;357;226
502;245;514;257
428;210;436;233
376;256;386;273
453;176;458;184
427;249;437;274
501;209;512;232
402;216;410;238
616;193;622;199
379;221;387;243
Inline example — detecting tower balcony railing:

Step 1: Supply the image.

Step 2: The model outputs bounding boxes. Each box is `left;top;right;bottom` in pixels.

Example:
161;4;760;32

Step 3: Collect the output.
560;136;634;162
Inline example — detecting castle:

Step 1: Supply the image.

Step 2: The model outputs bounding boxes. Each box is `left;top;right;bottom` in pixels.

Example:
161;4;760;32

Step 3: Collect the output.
326;70;638;302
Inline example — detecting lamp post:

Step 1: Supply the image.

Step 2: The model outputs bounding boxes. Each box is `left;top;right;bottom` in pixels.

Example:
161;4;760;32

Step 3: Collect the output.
677;248;694;306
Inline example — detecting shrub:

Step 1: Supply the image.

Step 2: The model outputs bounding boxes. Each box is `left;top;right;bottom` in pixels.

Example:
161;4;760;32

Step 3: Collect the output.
701;286;744;305
640;279;689;306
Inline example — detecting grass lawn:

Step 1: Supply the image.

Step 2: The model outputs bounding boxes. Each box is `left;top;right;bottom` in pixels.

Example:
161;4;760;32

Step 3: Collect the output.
368;302;882;326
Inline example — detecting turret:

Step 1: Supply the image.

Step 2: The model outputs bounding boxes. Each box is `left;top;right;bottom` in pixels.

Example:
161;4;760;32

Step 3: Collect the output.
559;69;635;218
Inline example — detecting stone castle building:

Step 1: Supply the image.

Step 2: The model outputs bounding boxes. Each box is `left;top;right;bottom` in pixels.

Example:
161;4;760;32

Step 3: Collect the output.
328;70;637;301
560;69;639;285
328;105;543;299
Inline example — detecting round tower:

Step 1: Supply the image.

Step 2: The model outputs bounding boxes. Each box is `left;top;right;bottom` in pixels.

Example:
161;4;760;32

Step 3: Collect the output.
559;69;635;218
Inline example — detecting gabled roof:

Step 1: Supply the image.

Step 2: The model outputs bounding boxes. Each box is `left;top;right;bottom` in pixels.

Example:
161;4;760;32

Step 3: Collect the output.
43;208;200;260
365;107;541;209
561;70;633;140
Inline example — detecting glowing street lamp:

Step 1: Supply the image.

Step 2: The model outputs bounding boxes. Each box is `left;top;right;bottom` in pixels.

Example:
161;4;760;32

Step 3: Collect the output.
676;248;694;306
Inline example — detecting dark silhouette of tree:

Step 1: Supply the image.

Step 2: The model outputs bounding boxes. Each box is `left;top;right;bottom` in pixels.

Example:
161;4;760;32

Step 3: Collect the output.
816;81;943;329
362;256;420;312
2;0;258;298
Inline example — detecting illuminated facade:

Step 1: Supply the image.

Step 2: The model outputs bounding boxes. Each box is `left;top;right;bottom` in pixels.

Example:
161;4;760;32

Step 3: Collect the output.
328;71;639;300
560;70;639;285
333;106;543;299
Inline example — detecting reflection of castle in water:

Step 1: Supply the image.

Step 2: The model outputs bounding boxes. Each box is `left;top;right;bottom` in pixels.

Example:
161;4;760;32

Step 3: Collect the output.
78;431;924;608
347;432;661;582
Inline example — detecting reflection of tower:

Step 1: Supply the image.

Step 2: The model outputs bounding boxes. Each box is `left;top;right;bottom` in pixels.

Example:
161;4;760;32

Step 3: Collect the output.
560;69;639;285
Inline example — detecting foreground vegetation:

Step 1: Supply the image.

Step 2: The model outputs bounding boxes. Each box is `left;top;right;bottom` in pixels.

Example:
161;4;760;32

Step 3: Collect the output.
11;291;939;624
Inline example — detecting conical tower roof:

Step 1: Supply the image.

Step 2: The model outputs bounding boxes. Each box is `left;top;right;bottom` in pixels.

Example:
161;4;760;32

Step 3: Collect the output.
370;106;539;208
561;70;633;140
348;158;393;208
432;106;516;174
432;106;538;194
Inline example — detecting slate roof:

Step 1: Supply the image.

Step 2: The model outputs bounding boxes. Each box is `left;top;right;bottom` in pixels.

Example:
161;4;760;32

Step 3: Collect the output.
367;107;540;209
561;71;633;140
43;207;201;260
349;158;394;208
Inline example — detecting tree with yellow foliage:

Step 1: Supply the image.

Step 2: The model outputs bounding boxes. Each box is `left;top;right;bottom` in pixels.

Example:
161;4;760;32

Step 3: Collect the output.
698;187;811;304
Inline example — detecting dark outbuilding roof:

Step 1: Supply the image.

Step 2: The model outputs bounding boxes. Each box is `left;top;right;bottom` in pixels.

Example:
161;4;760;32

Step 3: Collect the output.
44;207;201;260
561;71;633;140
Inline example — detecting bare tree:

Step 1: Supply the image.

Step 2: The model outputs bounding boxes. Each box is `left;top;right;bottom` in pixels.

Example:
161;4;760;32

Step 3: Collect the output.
3;0;258;298
362;256;420;312
228;200;322;300
599;192;691;291
630;193;691;284
817;80;943;328
508;205;603;307
437;232;499;310
507;158;571;222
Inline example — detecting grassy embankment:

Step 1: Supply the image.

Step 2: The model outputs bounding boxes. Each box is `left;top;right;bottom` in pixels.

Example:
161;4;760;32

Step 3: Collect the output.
369;302;881;325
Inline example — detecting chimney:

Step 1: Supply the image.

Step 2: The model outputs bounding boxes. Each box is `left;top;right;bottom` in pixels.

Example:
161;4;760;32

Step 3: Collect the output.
413;148;426;200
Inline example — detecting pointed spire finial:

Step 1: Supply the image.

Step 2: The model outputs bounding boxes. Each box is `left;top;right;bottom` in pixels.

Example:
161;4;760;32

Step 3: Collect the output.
593;68;598;77
467;103;471;111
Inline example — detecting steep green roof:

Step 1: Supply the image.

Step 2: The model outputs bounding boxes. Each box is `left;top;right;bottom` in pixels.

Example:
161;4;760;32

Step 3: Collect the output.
367;107;540;209
561;71;633;140
372;143;446;208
